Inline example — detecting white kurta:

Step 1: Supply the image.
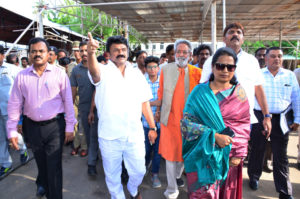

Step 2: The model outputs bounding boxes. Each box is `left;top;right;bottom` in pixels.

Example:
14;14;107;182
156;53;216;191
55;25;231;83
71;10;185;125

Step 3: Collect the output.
88;60;152;199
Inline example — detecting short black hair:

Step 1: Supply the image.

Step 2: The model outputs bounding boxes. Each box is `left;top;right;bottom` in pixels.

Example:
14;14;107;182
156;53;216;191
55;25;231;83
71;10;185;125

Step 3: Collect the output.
197;44;212;56
266;47;282;55
79;41;88;48
0;45;4;54
193;47;198;56
97;55;106;63
166;44;174;54
106;36;128;53
255;47;267;56
209;47;238;85
160;53;167;58
58;49;69;57
28;37;50;52
6;54;18;64
223;22;245;37
21;57;28;62
144;56;159;68
136;50;147;59
58;57;71;66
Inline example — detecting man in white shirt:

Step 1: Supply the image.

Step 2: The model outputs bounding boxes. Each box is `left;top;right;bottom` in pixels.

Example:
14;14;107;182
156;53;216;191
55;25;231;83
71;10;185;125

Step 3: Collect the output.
87;33;157;199
248;47;299;199
294;67;300;170
200;22;271;134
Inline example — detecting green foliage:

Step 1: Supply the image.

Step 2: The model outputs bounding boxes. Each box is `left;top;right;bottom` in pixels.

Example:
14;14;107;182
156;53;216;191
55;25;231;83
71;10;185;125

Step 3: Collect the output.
46;0;148;46
242;40;300;57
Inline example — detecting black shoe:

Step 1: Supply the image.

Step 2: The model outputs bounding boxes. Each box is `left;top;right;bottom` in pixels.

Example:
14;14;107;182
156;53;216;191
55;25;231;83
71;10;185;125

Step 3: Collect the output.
176;178;184;187
121;165;129;184
263;165;273;173
130;191;142;199
0;166;12;178
36;185;46;198
279;192;294;199
249;179;258;190
297;162;300;171
88;165;97;176
20;151;29;165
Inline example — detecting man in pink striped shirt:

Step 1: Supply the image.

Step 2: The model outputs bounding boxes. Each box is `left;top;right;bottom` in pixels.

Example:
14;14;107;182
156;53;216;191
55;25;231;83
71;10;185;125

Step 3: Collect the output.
6;37;76;199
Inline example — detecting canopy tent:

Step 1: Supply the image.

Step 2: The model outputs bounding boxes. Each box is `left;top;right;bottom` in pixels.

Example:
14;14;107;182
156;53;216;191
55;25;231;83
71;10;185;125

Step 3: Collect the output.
75;0;300;43
0;6;88;52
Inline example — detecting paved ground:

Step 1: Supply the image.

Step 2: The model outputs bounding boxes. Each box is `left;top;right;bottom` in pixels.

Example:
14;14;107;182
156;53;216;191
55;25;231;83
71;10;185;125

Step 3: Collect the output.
0;131;299;199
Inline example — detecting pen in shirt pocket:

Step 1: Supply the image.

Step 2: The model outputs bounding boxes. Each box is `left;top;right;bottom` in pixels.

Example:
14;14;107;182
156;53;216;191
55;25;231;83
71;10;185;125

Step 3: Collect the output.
284;84;291;87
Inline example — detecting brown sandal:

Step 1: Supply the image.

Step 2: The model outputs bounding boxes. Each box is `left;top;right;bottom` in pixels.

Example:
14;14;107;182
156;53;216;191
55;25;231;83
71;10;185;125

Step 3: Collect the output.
71;147;79;156
80;149;88;157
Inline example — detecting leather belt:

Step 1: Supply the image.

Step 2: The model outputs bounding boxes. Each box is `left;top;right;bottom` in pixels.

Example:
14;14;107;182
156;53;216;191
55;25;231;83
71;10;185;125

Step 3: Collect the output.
24;113;64;126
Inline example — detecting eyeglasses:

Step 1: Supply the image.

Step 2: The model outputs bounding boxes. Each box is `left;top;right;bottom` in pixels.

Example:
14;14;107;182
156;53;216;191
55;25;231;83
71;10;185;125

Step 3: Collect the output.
215;63;236;72
175;50;189;55
147;65;159;69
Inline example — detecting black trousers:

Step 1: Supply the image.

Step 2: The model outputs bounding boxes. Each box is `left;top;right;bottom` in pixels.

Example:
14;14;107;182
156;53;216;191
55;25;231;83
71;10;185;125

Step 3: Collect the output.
247;110;292;196
23;115;65;199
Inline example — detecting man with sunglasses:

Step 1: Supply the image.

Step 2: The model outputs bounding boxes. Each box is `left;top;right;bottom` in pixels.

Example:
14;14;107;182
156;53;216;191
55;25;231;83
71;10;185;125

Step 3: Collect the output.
200;22;271;138
248;47;299;199
156;39;201;199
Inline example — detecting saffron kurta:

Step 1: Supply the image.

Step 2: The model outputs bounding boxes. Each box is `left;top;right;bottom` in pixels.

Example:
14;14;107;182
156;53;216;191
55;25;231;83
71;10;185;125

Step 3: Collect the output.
158;65;201;162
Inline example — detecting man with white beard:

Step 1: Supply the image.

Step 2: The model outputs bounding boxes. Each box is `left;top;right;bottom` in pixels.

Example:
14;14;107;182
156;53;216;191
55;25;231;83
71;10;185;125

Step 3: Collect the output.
155;39;202;199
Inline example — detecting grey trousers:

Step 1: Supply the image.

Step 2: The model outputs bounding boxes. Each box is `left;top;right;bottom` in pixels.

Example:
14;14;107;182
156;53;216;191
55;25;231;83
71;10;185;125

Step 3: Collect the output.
0;115;26;168
80;110;99;166
164;160;184;199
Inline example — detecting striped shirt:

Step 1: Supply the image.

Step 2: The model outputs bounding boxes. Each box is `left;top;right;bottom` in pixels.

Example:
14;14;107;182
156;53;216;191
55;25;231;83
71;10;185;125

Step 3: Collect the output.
142;75;160;128
254;67;300;124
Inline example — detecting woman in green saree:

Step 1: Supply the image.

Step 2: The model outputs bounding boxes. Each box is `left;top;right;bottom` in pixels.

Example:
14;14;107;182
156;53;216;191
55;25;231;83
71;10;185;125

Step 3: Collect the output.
181;47;250;199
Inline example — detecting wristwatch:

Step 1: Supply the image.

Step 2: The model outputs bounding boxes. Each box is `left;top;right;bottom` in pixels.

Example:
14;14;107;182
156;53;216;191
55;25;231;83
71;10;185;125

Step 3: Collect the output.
264;114;272;118
149;127;157;131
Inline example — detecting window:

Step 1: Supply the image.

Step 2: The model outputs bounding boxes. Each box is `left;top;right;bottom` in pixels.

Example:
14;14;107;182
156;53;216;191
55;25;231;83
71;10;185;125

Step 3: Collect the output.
146;44;149;49
160;43;164;50
152;44;156;50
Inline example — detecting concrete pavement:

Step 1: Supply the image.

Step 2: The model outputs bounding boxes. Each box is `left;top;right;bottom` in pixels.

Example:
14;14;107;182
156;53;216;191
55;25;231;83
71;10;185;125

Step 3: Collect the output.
0;131;299;199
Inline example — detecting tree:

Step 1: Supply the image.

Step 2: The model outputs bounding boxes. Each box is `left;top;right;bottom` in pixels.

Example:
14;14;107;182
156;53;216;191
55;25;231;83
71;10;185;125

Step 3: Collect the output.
46;0;148;48
242;40;300;57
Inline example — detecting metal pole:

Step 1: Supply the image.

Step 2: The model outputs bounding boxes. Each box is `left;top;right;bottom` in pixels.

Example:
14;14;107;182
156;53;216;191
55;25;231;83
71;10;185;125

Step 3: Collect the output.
5;8;45;56
279;21;282;48
124;21;129;40
48;0;207;9
295;40;299;69
223;0;226;30
38;2;44;38
211;1;217;53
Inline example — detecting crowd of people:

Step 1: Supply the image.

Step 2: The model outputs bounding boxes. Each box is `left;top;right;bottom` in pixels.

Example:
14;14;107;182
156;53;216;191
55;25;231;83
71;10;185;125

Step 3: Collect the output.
0;22;299;199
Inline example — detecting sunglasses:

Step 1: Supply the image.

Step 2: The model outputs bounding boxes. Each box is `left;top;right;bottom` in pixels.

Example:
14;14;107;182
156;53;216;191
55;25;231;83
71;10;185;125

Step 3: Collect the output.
147;65;159;69
215;63;236;72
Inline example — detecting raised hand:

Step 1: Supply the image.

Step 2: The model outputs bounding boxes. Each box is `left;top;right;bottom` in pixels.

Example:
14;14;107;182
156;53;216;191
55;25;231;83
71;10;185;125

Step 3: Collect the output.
87;32;99;54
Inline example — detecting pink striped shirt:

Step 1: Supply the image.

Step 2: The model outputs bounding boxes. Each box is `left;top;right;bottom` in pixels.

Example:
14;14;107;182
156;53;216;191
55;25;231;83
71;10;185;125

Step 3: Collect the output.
6;63;76;139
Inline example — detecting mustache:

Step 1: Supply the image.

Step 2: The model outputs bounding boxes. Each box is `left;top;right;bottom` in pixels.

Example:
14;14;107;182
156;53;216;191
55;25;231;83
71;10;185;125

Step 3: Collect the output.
231;36;239;41
177;57;187;61
34;56;42;60
116;55;125;59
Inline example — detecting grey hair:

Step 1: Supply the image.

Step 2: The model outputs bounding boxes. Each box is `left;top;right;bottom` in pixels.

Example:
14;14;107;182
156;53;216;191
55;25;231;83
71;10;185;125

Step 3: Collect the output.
174;39;192;53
